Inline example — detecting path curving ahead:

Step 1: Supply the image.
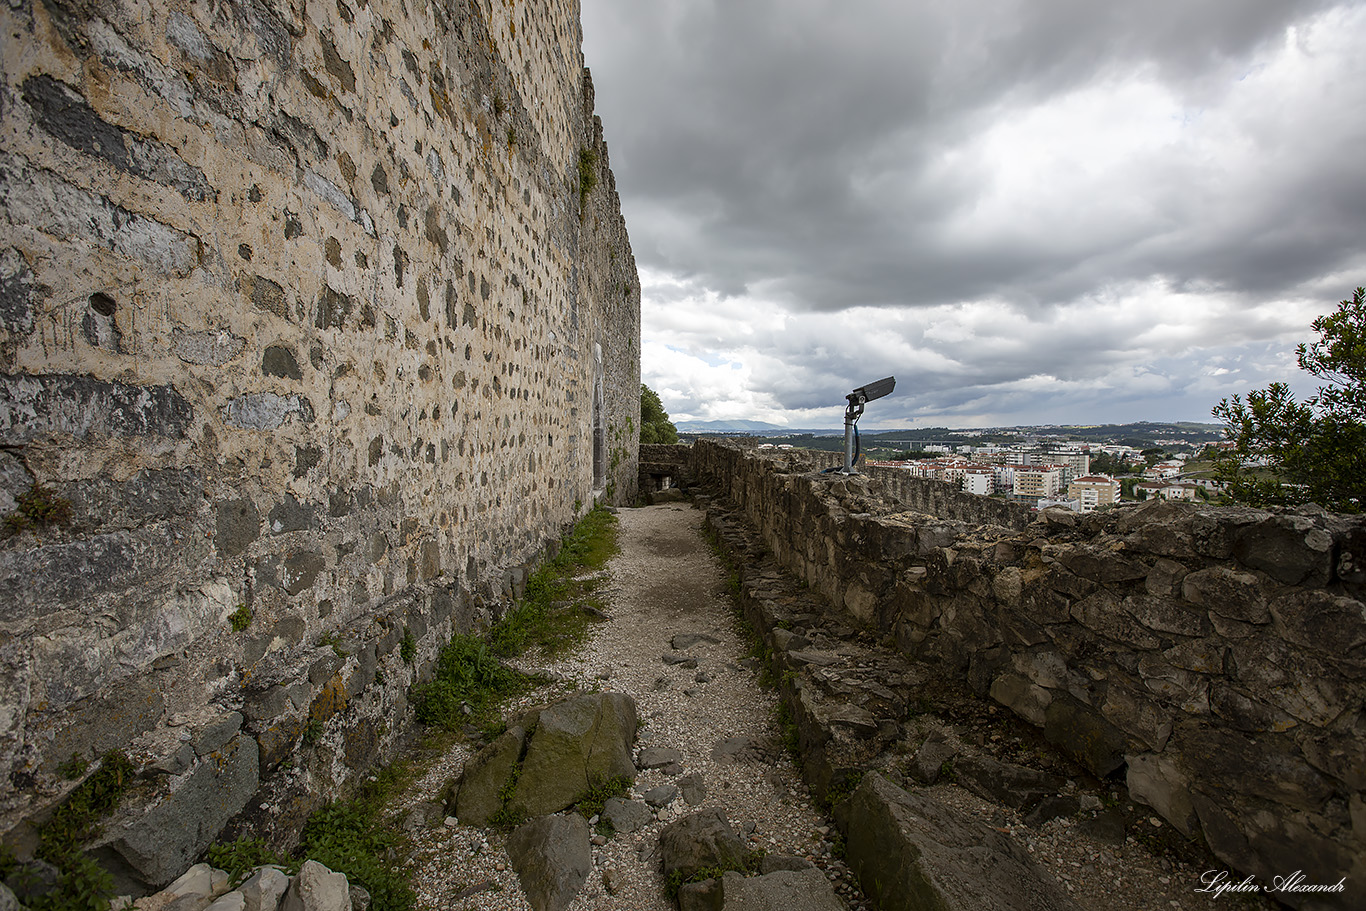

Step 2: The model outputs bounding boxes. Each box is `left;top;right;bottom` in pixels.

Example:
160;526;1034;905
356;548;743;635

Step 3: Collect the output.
402;503;863;909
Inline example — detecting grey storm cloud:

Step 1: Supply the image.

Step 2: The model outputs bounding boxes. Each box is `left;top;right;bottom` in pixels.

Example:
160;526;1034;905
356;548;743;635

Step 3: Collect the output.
582;0;1366;426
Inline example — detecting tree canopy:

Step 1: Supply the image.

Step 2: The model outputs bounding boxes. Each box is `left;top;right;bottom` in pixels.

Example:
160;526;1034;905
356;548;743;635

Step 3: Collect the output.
1212;287;1366;513
640;384;678;445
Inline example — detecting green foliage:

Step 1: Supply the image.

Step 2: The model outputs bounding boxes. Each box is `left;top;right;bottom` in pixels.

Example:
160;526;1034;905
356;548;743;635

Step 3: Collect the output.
300;801;413;911
1213;287;1366;512
228;603;253;633
413;634;529;731
572;775;632;820
204;837;293;885
26;751;135;911
577;147;599;211
303;718;324;745
488;505;618;659
56;753;88;780
4;484;72;534
640;384;679;444
664;850;766;898
823;772;864;809
400;627;416;665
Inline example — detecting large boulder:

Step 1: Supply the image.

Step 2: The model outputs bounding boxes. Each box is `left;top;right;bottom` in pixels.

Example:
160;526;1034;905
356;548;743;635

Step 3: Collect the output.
506;814;593;911
834;773;1080;911
281;860;350;911
718;869;846;911
451;721;532;826
93;736;259;890
659;808;749;883
507;693;637;818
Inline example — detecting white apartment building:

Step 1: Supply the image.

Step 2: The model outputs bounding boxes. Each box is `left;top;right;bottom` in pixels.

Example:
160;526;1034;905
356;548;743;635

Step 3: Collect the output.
962;469;995;496
1068;475;1120;512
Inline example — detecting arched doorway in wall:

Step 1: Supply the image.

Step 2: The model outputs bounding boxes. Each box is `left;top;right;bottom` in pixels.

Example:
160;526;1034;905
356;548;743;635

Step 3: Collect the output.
592;343;606;492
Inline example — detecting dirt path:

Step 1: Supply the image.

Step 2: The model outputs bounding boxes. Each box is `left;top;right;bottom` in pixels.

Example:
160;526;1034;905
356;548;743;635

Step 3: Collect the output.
400;503;859;909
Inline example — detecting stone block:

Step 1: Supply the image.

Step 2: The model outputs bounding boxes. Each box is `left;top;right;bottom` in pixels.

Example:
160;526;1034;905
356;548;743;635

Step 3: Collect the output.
834;773;1080;911
989;672;1052;726
99;734;259;889
1125;753;1198;836
1182;566;1269;624
1232;515;1333;585
281;860;349;911
1043;694;1126;776
1269;590;1366;660
454;724;530;827
508;693;637;819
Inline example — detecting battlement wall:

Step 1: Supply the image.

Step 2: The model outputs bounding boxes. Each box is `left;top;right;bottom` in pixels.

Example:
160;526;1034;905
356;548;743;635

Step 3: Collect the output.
693;439;1365;900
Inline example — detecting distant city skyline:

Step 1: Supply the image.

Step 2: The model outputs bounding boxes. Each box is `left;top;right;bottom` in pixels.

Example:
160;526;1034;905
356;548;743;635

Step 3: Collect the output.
582;1;1366;430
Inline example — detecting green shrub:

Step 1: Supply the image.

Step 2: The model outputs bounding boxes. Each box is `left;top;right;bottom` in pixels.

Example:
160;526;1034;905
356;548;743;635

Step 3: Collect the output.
300;802;413;911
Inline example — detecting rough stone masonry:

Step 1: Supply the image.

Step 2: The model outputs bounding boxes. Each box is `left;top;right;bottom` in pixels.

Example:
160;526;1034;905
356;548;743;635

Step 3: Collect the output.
692;440;1365;910
0;0;640;890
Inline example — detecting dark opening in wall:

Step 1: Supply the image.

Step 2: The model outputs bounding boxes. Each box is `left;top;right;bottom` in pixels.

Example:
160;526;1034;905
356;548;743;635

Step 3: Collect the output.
89;292;116;316
593;343;605;490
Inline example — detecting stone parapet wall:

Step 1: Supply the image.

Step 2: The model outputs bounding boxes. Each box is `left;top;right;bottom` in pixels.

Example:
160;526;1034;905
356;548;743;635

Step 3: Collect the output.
692;440;1365;904
0;0;638;886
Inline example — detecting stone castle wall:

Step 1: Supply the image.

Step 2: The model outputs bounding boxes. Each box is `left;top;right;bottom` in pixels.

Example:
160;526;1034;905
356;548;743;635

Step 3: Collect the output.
693;440;1365;902
0;0;639;886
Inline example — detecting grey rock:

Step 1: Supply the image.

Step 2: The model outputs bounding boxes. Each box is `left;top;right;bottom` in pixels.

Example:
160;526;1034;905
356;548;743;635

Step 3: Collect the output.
719;868;846;911
659;808;748;882
834;772;1080;911
953;754;1059;810
907;740;957;785
1023;795;1080;828
643;784;678;807
508;693;638;819
662;654;699;668
1077;808;1126;845
206;892;247;911
770;628;811;653
0;450;32;516
192;711;244;755
349;884;371;911
454;723;530;826
678;772;707;805
161;863;219;900
602;797;652;834
240;866;290;911
402;801;445;835
172;327;246;366
637;746;683;770
506;815;592;911
0;882;20;911
678;877;722;911
281;860;349;911
1043;695;1126;777
711;736;764;765
98;736;259;889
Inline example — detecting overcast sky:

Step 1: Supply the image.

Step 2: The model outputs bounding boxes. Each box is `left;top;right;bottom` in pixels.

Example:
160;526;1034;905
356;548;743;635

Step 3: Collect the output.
580;0;1366;429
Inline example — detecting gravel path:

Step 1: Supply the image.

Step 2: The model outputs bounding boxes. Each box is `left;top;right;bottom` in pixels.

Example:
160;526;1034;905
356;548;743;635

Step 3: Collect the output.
393;502;1279;911
399;503;858;909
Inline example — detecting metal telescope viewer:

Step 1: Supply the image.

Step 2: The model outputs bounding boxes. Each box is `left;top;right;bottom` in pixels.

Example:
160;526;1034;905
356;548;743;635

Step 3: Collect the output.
839;376;896;475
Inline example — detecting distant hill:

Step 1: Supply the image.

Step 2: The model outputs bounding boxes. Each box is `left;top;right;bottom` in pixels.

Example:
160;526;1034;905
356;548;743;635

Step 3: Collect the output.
676;420;817;434
675;421;1224;449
